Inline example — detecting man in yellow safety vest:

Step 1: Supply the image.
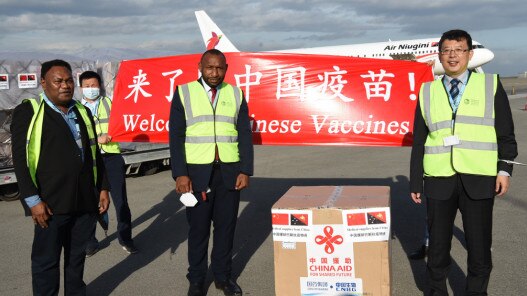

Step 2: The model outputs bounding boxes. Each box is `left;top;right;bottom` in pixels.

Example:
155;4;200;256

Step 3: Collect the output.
80;70;138;256
410;30;517;295
169;49;253;296
11;59;110;295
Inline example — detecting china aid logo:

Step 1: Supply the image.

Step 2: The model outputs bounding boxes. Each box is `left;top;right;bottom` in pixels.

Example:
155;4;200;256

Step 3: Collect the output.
315;226;343;254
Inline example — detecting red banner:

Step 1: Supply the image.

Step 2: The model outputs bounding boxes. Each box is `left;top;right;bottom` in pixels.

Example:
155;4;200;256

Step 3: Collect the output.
109;52;433;146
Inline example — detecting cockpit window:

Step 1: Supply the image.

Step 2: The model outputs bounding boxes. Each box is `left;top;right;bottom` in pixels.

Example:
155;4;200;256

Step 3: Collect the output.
472;45;485;49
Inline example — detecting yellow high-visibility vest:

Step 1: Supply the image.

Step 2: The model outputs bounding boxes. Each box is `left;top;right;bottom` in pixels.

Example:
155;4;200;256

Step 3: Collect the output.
93;96;120;153
178;81;242;164
420;73;498;176
25;94;98;187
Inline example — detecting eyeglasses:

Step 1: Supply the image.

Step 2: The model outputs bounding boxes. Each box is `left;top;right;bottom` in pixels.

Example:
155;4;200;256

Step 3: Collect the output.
440;48;469;56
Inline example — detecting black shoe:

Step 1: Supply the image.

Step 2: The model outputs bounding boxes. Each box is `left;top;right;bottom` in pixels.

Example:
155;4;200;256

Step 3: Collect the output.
121;243;139;254
215;279;242;296
187;282;204;296
408;245;428;260
85;246;100;258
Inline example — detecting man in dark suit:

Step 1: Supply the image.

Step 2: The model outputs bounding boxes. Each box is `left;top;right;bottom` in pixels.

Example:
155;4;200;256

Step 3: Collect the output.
169;49;253;296
11;59;110;295
410;30;517;295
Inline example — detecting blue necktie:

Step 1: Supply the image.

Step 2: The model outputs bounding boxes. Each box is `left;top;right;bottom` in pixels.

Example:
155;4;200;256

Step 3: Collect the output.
450;79;460;100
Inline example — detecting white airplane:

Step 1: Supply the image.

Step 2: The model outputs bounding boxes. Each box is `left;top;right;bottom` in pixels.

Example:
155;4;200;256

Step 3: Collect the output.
195;10;494;75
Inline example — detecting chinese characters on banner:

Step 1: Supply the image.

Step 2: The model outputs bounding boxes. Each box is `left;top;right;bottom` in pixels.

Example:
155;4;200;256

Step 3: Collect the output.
109;52;433;146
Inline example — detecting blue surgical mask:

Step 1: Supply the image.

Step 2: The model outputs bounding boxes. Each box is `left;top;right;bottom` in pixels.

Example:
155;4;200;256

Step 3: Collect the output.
82;87;100;100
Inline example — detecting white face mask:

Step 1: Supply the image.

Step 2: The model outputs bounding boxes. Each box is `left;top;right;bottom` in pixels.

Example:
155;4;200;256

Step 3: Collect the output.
82;87;100;100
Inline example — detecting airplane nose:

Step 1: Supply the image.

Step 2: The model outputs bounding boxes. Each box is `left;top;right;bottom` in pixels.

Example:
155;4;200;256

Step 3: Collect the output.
469;48;495;70
481;48;494;64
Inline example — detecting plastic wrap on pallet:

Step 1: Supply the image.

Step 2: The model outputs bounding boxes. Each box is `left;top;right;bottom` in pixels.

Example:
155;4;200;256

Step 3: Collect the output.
0;110;13;168
0;59;97;110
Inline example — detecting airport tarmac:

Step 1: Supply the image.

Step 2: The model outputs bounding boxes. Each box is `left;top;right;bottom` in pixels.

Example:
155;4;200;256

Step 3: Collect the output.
1;95;526;296
502;75;527;96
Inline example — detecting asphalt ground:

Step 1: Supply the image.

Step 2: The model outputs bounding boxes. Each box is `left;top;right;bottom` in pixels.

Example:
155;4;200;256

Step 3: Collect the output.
502;76;527;96
1;94;526;296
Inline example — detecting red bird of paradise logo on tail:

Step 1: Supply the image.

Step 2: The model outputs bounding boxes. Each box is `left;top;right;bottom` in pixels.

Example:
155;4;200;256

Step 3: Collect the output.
207;32;222;50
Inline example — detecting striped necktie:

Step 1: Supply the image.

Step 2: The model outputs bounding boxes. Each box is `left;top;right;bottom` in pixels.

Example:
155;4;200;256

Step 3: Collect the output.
449;78;460;100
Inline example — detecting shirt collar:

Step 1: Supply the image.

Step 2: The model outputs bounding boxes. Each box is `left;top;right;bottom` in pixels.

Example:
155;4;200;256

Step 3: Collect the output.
81;98;99;115
200;78;223;92
444;70;470;86
41;92;75;114
81;97;96;105
201;79;212;93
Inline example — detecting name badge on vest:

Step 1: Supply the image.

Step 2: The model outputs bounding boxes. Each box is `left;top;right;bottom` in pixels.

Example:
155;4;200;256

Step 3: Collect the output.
443;135;460;147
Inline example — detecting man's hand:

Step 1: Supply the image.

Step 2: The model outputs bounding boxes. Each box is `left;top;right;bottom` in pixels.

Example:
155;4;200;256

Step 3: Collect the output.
411;192;422;204
97;133;112;144
99;190;110;214
235;173;250;190
425;60;436;67
176;176;193;194
31;201;53;228
495;175;510;197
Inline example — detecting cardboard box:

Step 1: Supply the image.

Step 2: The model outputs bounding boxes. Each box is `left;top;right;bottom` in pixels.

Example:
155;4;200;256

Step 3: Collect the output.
272;186;391;296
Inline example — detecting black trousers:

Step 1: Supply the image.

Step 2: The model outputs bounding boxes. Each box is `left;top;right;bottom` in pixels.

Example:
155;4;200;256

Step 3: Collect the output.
186;167;240;283
32;213;96;296
87;154;133;248
426;176;494;296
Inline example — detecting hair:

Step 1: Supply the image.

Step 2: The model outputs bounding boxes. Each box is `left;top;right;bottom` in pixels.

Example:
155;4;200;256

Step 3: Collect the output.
40;59;72;78
200;48;226;63
439;29;473;50
79;70;102;86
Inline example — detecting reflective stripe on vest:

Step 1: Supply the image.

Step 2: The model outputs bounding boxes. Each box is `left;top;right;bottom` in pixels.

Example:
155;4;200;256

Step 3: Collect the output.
420;73;498;176
178;81;242;164
25;95;98;187
95;97;120;153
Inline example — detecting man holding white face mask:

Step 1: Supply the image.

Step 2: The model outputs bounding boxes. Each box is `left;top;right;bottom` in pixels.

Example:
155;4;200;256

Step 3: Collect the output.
80;71;138;256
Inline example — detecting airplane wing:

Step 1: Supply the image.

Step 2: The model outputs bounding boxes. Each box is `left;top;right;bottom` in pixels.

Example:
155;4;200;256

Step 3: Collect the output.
195;10;239;52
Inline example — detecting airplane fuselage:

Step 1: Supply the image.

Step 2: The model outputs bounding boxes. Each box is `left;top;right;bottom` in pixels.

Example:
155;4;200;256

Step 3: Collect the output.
195;11;495;76
274;38;494;75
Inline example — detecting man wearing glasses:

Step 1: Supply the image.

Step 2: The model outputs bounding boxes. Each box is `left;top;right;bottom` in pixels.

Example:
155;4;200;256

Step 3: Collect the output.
410;29;517;295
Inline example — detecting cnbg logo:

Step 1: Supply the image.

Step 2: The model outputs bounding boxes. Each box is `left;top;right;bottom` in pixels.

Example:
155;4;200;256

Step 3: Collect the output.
315;226;343;254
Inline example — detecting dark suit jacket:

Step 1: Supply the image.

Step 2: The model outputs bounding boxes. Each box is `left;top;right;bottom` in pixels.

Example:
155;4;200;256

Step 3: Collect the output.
11;100;109;215
169;79;254;192
410;74;517;200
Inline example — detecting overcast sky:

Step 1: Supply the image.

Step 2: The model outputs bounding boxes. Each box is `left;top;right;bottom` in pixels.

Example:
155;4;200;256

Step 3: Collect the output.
1;0;526;76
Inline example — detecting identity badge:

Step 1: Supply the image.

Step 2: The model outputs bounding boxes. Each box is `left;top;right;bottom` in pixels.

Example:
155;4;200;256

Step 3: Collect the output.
443;135;460;147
